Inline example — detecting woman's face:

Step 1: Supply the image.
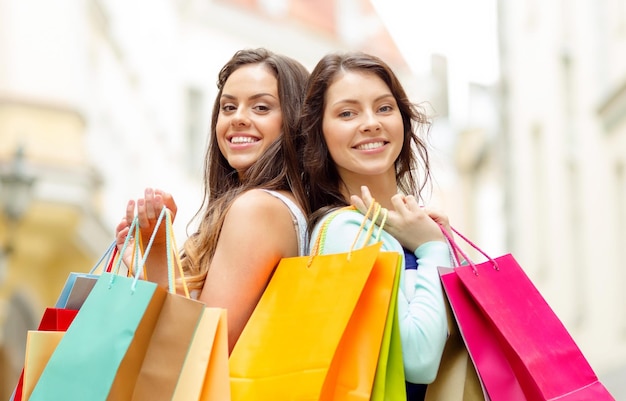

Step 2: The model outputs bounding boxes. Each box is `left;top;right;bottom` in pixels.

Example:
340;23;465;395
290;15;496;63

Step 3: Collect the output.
322;71;404;182
216;64;283;175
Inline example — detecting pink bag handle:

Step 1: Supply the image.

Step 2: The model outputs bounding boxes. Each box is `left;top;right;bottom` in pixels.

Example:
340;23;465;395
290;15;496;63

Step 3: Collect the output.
439;225;499;275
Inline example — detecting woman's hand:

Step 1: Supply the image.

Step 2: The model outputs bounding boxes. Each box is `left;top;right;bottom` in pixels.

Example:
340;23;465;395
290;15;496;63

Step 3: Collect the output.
115;188;178;268
133;188;177;244
351;186;446;252
423;207;451;235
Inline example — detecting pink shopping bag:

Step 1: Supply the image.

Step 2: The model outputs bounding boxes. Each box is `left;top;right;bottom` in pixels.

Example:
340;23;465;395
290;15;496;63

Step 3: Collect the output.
439;227;615;401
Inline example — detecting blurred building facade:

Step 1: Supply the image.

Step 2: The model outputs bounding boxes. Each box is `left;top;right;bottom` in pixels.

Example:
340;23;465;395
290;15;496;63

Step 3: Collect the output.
493;0;626;396
375;0;626;397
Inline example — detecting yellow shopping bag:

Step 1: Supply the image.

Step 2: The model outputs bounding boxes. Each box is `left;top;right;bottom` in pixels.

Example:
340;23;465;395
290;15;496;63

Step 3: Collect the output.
171;307;230;401
230;204;399;401
22;331;64;401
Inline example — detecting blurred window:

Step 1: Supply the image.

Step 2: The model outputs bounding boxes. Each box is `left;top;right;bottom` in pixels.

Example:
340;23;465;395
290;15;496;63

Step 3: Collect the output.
185;87;206;175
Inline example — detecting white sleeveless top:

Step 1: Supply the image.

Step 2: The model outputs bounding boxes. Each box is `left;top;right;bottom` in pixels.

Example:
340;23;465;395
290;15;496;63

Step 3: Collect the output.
262;190;308;256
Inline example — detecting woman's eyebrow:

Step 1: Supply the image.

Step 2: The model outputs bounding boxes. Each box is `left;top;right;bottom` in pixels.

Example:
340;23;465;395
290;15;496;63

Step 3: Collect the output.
220;93;278;100
330;94;394;107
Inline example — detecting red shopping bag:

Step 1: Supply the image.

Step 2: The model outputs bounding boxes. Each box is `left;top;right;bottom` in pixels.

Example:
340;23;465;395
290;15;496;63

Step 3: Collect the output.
11;308;78;401
439;227;615;401
36;308;79;331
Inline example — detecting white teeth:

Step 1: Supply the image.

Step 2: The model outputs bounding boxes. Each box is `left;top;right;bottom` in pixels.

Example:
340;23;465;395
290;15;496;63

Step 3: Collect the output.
230;136;257;144
356;141;385;150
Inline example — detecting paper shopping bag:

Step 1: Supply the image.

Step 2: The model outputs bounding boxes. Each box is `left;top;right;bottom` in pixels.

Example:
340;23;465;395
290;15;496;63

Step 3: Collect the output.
318;205;401;401
21;331;64;401
131;292;207;400
54;240;117;308
171;308;230;401
55;272;98;308
229;244;380;400
423;296;486;401
64;275;100;309
441;227;615;401
132;205;230;401
370;254;406;401
456;255;614;400
437;266;515;400
230;205;397;401
28;272;167;401
36;307;79;331
9;242;117;401
198;308;230;401
10;307;79;401
321;249;401;401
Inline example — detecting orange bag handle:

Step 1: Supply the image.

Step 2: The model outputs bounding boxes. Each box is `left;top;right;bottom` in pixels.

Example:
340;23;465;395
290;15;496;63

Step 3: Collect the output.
164;207;190;298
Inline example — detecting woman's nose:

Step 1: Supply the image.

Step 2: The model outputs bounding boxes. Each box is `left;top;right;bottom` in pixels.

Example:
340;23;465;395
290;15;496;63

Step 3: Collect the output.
231;108;250;127
360;111;381;133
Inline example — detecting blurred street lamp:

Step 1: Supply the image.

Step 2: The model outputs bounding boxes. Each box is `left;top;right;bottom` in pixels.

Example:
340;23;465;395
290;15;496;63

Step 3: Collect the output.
0;145;36;284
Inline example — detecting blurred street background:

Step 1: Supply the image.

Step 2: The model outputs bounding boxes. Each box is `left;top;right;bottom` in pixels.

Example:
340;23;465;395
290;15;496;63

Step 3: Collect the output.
1;0;625;398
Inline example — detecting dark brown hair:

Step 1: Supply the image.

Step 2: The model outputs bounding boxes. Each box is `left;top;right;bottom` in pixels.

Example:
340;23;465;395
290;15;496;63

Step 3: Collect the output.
181;48;310;288
300;51;432;230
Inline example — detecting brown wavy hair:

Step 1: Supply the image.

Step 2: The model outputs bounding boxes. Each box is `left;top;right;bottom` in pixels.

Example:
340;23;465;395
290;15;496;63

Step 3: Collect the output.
300;51;433;231
180;48;310;290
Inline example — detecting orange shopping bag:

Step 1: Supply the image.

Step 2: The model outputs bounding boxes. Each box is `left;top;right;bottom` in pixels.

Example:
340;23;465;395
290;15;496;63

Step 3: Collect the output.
230;204;399;401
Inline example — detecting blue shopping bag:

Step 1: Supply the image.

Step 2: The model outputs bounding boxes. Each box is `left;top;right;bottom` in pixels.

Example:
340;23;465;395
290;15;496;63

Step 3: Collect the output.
54;240;117;308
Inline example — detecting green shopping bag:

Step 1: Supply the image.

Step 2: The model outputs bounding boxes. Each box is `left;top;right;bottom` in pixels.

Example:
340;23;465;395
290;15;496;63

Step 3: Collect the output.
371;254;407;401
29;215;168;401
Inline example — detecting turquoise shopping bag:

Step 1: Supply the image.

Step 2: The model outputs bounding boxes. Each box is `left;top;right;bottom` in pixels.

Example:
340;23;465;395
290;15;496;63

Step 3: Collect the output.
28;272;167;400
29;215;168;401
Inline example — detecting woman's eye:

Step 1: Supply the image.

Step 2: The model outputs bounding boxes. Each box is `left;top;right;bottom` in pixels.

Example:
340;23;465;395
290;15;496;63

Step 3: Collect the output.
254;105;270;112
339;111;353;118
221;104;236;112
379;105;393;112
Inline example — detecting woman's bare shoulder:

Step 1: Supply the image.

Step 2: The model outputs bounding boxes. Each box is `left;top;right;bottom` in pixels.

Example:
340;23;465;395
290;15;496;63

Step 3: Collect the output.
223;189;296;232
220;189;298;255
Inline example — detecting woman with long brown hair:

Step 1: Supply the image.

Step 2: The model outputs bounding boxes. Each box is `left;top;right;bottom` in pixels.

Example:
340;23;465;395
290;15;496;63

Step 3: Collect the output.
300;51;451;400
115;48;309;352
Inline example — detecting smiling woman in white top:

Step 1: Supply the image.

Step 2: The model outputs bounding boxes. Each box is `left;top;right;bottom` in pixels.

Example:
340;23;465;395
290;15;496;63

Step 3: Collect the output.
115;48;310;353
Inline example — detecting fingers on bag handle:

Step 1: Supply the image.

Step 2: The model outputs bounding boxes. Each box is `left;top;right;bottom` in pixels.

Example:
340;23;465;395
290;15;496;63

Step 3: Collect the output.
118;206;189;297
138;206;191;297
